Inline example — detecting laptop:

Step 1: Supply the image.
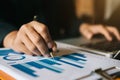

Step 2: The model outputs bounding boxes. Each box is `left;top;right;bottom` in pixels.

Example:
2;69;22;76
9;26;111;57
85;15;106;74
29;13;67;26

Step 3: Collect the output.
59;35;120;59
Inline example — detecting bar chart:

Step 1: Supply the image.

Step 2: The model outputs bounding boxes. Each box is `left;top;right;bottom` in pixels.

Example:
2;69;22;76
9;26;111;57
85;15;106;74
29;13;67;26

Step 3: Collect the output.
11;53;87;77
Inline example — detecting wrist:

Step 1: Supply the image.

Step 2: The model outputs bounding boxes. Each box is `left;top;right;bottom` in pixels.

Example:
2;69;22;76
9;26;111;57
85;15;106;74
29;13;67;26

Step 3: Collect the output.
80;23;90;29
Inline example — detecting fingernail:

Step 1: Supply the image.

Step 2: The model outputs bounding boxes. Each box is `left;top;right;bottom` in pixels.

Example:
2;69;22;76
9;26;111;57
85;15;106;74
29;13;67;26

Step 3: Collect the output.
48;42;53;48
44;50;51;57
87;34;92;40
44;54;50;57
52;47;57;53
108;37;112;41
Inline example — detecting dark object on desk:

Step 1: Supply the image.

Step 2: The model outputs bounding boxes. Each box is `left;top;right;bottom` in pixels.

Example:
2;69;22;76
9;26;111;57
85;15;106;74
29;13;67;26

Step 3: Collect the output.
82;39;120;52
76;66;120;80
97;67;120;80
113;50;120;60
80;35;120;59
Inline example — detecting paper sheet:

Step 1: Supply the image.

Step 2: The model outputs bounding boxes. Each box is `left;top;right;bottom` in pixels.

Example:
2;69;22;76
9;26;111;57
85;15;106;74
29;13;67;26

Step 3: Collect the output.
0;42;120;80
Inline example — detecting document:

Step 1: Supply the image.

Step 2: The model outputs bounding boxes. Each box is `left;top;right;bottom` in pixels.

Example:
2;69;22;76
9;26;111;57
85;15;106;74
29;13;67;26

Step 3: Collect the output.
0;42;120;80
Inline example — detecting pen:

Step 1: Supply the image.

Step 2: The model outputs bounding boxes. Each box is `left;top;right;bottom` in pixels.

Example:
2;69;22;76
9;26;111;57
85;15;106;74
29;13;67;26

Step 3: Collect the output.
50;52;54;58
33;15;54;58
49;48;54;59
33;15;38;21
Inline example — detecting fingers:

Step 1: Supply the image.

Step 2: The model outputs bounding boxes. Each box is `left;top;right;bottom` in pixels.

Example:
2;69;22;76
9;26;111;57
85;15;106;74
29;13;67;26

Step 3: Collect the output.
79;23;94;39
4;21;56;57
18;21;57;57
95;25;120;41
29;21;57;52
21;24;50;57
13;43;32;55
50;41;57;52
79;23;120;41
21;34;42;56
106;27;120;41
29;21;56;49
92;25;112;41
82;30;93;39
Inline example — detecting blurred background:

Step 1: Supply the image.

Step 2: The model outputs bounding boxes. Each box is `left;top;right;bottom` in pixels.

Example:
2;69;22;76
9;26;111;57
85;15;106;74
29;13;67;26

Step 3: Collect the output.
44;0;120;40
76;0;120;29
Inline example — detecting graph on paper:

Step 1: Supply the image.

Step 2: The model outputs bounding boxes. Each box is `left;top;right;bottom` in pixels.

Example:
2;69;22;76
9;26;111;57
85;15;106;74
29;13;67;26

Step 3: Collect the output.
0;49;87;78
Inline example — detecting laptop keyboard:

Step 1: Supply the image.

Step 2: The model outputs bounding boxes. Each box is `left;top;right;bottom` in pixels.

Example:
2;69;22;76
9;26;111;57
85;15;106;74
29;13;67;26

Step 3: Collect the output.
81;39;120;52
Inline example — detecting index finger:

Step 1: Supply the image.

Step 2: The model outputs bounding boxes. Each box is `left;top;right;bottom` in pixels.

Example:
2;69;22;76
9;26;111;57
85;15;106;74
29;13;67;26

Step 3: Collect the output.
30;21;57;50
96;26;112;41
106;26;120;41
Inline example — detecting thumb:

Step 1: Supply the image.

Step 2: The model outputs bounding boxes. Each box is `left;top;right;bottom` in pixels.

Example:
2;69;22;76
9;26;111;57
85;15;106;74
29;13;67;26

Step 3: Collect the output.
81;30;93;40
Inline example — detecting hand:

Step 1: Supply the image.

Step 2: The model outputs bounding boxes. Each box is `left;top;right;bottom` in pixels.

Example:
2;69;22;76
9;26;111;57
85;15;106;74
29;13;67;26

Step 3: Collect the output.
3;21;57;57
79;23;120;41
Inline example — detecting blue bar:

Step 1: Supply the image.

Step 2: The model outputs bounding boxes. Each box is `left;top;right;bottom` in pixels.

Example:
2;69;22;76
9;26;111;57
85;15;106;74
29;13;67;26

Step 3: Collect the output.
12;64;37;77
40;59;61;65
0;49;15;56
71;53;86;58
26;61;43;69
54;57;84;68
11;53;86;77
63;55;86;61
36;61;63;73
62;56;86;64
26;61;63;73
0;49;23;56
